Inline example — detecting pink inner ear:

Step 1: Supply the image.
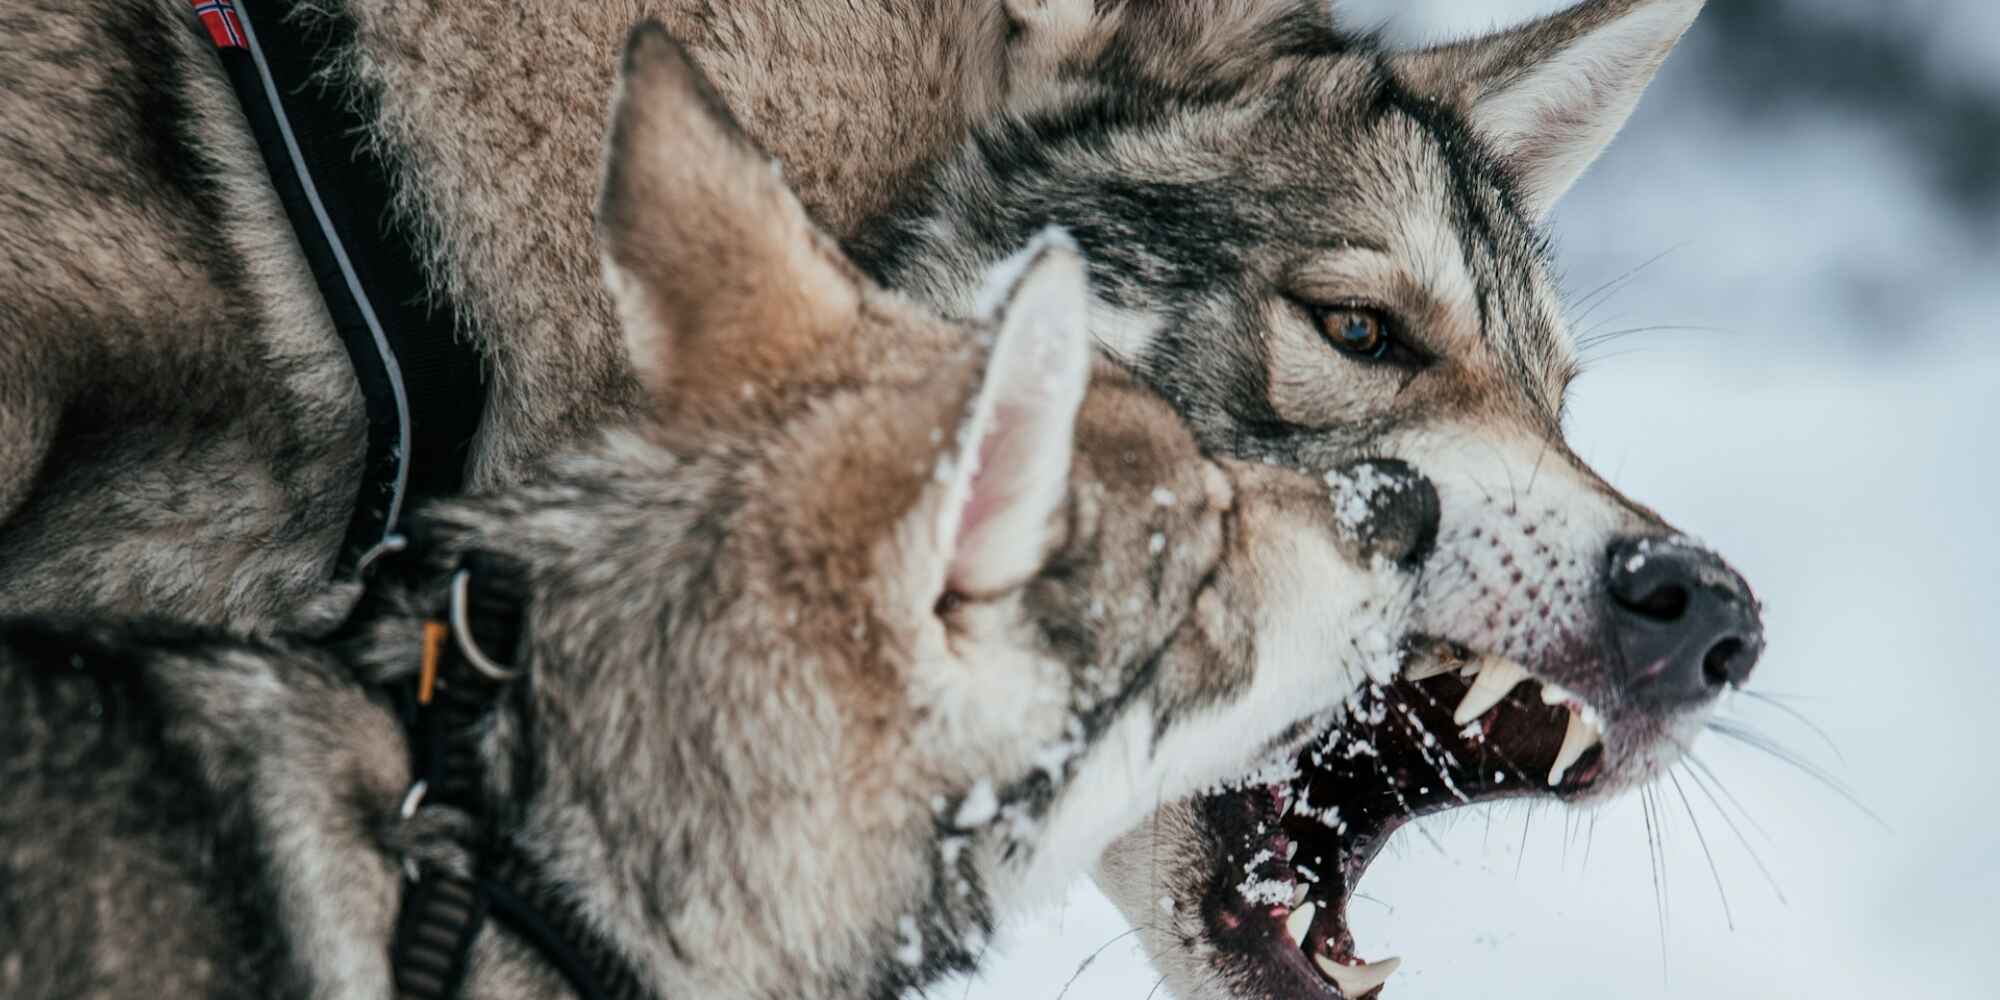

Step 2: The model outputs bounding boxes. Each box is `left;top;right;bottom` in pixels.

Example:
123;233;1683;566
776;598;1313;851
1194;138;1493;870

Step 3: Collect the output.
950;414;1013;558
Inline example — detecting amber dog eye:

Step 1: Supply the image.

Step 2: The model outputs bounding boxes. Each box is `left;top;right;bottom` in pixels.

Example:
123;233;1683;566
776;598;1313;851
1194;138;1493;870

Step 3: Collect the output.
1318;307;1389;359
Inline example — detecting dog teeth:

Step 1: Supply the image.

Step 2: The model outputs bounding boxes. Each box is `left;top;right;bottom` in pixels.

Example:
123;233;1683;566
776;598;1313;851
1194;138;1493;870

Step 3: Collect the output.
1402;657;1459;682
1451;658;1529;725
1547;708;1603;787
1289;882;1311;909
1313;953;1401;998
1285;902;1316;946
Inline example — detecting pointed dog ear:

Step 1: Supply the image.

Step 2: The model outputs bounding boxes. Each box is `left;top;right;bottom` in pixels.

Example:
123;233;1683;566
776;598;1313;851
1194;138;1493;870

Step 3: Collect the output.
923;230;1092;600
595;22;859;415
1392;0;1703;221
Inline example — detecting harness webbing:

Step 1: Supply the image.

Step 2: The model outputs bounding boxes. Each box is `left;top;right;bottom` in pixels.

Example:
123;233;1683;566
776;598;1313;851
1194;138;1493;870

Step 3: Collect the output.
191;0;485;576
386;554;658;1000
189;3;647;995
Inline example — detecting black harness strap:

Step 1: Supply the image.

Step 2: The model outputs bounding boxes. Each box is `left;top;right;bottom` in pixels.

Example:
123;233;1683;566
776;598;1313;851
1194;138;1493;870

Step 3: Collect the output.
388;554;520;1000
482;855;655;1000
387;555;656;1000
190;0;485;575
188;4;643;993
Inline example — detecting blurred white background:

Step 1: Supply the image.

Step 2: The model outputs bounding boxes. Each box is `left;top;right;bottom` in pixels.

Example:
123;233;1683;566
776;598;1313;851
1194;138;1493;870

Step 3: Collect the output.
956;1;1999;997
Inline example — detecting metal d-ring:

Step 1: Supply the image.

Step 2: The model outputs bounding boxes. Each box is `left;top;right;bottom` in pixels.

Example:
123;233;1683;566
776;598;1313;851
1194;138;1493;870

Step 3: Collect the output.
449;569;522;682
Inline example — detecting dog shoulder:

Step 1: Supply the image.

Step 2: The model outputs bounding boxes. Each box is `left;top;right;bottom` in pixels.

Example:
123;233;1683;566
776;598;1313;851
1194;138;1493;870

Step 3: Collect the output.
0;615;407;998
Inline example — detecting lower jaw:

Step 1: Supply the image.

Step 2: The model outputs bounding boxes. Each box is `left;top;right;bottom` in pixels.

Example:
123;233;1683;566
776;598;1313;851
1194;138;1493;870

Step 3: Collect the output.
1187;662;1611;997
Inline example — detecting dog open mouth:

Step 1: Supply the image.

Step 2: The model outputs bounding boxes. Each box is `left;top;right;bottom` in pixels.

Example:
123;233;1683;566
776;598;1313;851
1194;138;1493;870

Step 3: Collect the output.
1195;639;1609;999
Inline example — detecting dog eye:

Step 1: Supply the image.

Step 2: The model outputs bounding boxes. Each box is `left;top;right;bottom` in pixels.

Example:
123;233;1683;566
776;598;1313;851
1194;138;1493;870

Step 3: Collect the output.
1319;308;1389;359
1300;302;1430;368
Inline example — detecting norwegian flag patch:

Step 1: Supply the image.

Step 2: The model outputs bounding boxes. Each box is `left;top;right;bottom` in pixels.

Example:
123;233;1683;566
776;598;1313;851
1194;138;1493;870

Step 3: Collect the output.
191;0;247;50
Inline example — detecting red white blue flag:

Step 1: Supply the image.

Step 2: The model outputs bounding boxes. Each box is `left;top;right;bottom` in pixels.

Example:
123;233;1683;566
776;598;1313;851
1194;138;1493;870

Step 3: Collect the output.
191;0;247;50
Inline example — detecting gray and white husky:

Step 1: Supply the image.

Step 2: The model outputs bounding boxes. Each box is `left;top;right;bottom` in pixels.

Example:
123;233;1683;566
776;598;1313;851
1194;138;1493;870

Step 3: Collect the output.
0;30;1442;999
1;0;1765;995
707;1;1768;994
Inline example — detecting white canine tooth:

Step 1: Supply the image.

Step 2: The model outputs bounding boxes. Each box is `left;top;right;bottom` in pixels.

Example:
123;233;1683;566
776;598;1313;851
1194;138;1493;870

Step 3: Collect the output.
1313;953;1402;998
1547;708;1603;787
1403;657;1459;682
1451;658;1530;725
1286;902;1317;946
1290;882;1312;908
1285;841;1299;861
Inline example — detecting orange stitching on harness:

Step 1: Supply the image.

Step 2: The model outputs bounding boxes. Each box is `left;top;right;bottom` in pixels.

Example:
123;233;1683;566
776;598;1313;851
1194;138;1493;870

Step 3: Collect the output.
418;620;449;705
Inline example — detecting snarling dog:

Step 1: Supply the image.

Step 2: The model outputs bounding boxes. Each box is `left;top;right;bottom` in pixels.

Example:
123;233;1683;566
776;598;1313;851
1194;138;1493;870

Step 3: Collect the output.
0;29;1443;1000
685;0;1770;994
847;2;1770;996
1;0;1765;995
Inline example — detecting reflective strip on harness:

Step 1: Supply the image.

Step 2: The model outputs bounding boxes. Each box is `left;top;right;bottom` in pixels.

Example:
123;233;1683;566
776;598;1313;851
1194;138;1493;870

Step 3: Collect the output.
186;0;487;577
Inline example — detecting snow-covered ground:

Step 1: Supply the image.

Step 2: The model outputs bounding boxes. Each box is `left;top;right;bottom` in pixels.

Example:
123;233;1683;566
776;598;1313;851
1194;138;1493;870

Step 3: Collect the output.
955;3;1997;998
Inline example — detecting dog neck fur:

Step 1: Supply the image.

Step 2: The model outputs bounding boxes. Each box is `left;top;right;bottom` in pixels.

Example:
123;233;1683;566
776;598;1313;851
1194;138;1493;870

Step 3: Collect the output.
348;29;1237;997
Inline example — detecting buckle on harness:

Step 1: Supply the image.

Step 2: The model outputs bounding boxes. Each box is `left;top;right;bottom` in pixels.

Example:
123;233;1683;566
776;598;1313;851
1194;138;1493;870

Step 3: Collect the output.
449;570;522;682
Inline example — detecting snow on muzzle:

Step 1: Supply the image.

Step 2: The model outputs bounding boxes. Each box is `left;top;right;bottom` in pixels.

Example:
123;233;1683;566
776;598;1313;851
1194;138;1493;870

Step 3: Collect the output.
1094;437;1765;999
1400;430;1767;758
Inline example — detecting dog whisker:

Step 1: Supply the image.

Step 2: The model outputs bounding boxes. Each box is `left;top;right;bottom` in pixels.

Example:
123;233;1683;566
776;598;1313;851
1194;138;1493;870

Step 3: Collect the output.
1397;673;1539;790
1525;437;1553;499
1390;696;1471;807
1584;807;1602;872
1640;787;1669;979
1561;804;1580;871
1704;720;1886;828
1567;243;1688;324
1679;754;1789;905
1053;925;1149;1000
1484;795;1498;852
1726;689;1829;704
1576;324;1729;361
1515;802;1535;880
1680;750;1773;843
1668;767;1735;931
1733;688;1847;763
1575;344;1668;368
1365;731;1450;857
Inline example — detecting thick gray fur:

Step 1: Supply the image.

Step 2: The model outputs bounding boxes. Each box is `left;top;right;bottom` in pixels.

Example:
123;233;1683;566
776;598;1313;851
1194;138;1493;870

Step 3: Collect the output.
0;0;364;625
0;27;1441;1000
2;2;1748;997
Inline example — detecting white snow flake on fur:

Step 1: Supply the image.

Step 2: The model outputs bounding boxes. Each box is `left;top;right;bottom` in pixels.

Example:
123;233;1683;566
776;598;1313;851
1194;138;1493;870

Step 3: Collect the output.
1032;718;1087;782
1235;850;1291;906
955;779;999;828
1202;741;1305;798
1325;461;1400;532
895;916;923;966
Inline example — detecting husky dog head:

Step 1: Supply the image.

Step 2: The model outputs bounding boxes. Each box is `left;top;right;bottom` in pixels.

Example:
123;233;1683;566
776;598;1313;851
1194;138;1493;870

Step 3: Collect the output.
404;26;1438;998
849;0;1763;994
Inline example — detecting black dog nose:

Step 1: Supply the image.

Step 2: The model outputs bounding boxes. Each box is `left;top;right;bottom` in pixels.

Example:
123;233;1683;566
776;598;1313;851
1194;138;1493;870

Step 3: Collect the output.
1605;536;1764;707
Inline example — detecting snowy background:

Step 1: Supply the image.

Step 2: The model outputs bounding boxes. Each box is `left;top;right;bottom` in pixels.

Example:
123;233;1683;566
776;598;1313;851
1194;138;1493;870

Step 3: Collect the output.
955;2;1999;998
